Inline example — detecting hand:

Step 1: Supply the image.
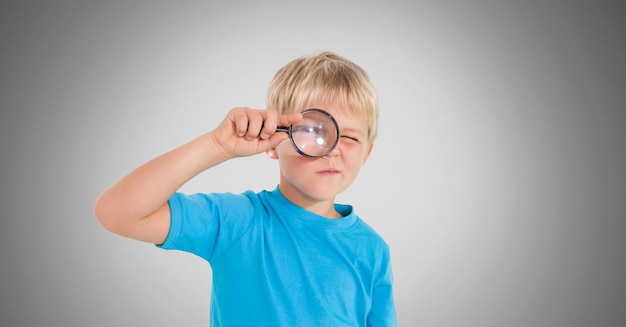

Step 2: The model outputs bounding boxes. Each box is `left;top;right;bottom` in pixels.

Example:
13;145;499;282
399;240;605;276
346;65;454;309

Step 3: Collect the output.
212;107;302;158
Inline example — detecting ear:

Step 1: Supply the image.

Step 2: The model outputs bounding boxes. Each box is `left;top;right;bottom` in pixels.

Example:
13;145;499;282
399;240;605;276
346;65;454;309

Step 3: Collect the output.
266;147;279;159
362;143;374;163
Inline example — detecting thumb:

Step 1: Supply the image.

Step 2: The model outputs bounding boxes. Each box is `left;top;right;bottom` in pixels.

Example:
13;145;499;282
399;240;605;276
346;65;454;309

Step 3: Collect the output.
267;131;290;148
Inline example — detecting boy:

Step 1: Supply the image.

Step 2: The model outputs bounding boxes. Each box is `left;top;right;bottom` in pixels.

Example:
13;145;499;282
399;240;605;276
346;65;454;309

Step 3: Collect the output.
94;51;397;326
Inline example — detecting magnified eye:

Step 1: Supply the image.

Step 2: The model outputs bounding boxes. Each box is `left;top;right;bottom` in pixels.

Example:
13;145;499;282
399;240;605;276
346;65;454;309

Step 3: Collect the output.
292;126;325;146
293;126;322;135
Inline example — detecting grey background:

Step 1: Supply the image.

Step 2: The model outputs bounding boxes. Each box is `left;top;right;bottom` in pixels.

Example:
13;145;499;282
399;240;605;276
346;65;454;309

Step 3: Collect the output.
1;0;625;326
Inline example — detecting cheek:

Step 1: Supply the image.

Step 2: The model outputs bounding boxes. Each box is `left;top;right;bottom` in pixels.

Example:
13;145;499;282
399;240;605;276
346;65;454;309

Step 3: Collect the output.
276;141;308;164
341;144;369;163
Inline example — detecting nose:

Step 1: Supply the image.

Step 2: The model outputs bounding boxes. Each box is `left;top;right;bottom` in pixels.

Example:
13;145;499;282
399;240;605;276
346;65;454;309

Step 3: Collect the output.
324;144;340;158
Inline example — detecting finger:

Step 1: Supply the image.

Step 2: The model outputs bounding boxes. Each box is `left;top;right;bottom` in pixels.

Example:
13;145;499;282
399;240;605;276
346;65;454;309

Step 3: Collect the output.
259;110;278;140
277;112;303;127
267;129;290;148
244;110;264;140
232;108;250;137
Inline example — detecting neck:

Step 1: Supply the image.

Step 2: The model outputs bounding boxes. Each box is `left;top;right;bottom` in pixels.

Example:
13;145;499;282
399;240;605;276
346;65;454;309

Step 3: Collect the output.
277;184;340;219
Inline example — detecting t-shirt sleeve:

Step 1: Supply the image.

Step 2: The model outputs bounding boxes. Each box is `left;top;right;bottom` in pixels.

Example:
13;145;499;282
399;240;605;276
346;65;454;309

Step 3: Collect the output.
367;242;397;326
156;192;255;263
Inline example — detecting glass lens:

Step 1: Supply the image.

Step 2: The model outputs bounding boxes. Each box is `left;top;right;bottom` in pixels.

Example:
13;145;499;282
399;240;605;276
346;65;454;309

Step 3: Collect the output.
290;109;339;157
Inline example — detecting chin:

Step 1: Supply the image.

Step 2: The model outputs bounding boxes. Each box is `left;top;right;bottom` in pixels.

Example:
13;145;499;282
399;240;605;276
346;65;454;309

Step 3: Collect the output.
280;174;350;202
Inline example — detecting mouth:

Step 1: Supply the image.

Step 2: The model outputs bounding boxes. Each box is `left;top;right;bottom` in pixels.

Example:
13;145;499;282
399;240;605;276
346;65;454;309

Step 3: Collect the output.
317;168;340;175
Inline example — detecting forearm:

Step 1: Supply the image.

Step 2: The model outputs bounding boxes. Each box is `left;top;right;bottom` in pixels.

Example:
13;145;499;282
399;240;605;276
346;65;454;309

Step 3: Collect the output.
94;131;229;232
94;107;300;240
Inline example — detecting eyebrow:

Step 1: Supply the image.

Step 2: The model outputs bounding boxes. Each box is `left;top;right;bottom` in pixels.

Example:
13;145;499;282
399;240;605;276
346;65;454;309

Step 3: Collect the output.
340;127;366;136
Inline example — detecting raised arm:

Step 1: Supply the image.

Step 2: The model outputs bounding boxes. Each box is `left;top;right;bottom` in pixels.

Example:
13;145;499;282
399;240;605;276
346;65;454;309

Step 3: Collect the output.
93;107;301;244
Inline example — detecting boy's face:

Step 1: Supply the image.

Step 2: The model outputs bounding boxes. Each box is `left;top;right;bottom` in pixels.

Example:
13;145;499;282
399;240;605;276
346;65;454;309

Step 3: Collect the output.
267;102;373;214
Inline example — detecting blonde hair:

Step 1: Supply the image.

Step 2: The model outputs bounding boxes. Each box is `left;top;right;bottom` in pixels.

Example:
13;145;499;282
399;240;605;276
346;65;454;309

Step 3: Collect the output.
266;51;379;143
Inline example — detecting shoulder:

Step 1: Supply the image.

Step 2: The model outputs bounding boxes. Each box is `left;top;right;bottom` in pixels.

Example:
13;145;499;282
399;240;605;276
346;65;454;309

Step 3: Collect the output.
353;218;389;246
348;218;392;267
170;190;262;212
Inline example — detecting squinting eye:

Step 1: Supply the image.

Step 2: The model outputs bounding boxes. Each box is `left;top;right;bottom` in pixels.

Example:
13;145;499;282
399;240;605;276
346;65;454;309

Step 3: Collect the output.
341;135;360;143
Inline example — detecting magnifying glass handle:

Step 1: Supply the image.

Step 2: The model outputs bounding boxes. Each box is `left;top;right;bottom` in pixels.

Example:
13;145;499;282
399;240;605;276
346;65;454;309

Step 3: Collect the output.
275;126;290;133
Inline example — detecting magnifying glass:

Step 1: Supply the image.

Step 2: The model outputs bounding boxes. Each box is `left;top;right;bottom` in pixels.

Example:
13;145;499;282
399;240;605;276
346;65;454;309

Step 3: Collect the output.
276;108;339;158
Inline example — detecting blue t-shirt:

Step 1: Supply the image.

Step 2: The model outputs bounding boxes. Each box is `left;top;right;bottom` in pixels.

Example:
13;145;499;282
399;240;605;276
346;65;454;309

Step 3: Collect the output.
158;187;396;326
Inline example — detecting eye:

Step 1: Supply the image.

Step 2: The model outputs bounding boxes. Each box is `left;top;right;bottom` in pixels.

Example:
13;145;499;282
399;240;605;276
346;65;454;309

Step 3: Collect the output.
293;126;323;135
341;135;360;143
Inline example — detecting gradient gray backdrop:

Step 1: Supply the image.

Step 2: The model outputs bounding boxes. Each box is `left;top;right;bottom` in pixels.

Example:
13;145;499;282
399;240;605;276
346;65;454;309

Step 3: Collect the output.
1;0;625;326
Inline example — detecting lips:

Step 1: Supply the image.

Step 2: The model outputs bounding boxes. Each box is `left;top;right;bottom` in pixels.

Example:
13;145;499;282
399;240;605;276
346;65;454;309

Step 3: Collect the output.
317;168;340;174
